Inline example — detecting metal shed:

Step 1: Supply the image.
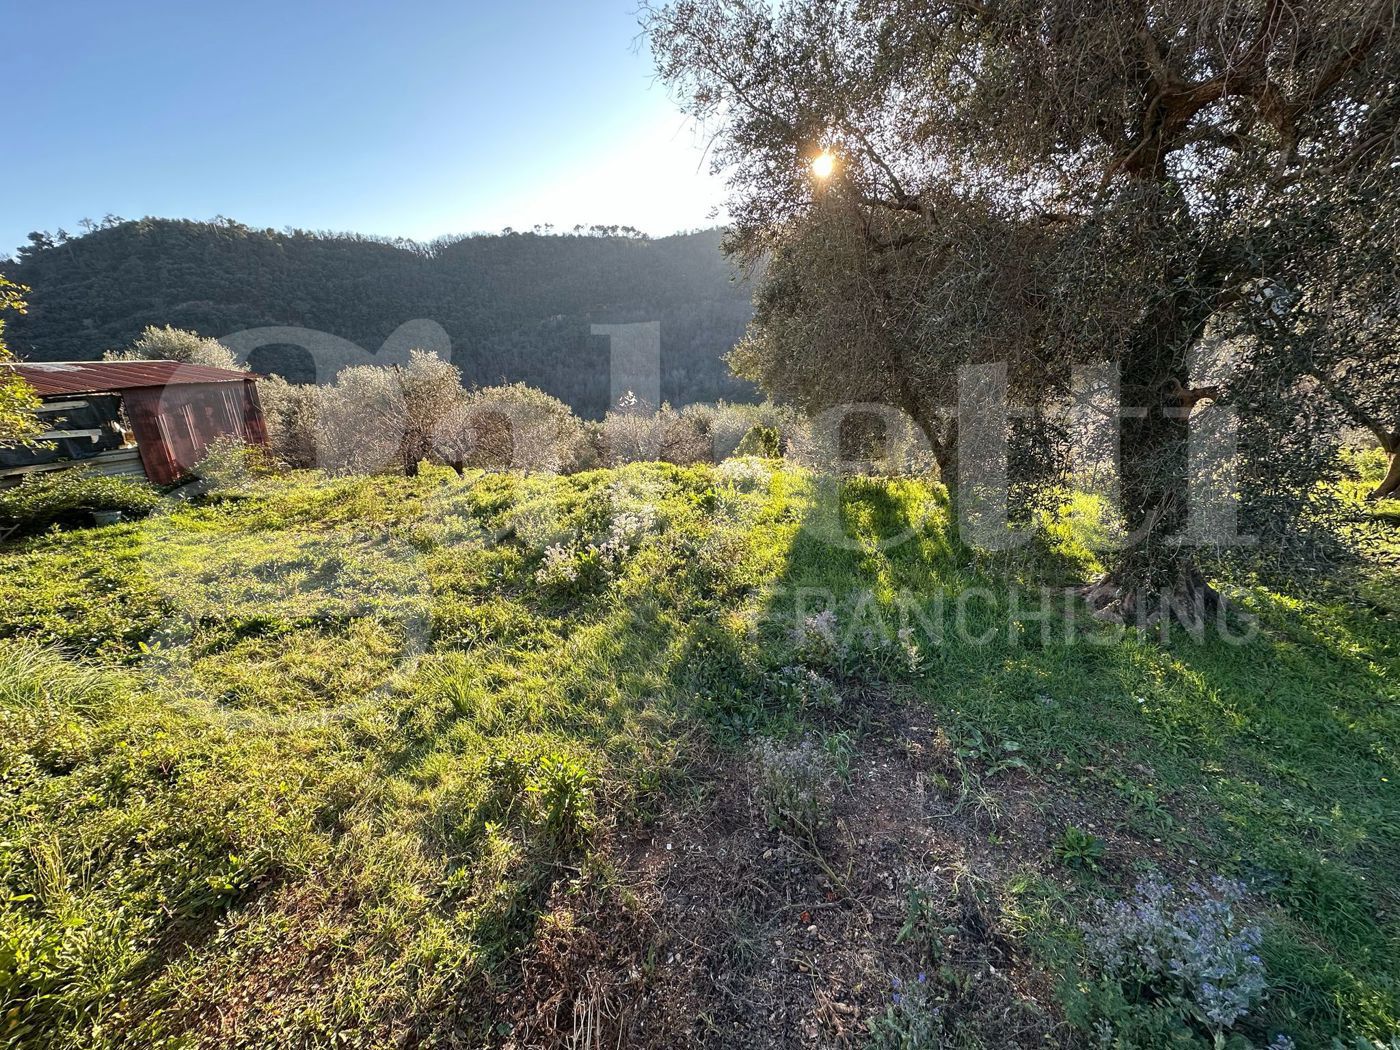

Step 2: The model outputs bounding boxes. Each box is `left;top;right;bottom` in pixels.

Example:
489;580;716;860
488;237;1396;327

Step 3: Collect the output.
2;361;267;486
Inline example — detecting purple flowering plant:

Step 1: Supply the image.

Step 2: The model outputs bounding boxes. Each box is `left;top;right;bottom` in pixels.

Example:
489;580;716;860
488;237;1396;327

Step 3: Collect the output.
869;972;944;1049
1085;875;1268;1035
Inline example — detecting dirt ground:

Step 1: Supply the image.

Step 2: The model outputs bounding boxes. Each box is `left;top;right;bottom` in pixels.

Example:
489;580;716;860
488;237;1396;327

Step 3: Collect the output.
496;699;1152;1049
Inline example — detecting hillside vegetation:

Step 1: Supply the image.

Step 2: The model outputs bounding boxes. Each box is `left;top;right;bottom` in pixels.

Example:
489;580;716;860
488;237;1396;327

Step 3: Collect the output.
2;219;754;415
0;460;1396;1048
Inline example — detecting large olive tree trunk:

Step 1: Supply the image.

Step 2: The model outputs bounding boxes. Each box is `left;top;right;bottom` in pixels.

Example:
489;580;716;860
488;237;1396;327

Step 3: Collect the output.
1081;261;1226;627
1370;439;1400;501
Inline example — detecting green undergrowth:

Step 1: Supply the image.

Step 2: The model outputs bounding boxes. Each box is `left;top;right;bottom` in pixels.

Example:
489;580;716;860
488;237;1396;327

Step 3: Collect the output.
0;459;1395;1047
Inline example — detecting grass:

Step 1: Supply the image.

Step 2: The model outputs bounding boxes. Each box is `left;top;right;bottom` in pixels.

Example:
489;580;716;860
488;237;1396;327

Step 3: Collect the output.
0;459;1396;1047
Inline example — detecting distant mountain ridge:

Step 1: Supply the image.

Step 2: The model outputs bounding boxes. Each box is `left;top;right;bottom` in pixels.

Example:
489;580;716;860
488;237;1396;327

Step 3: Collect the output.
2;218;756;417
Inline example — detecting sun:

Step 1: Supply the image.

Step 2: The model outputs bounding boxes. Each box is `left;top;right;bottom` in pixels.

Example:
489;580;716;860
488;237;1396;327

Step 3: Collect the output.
810;151;835;179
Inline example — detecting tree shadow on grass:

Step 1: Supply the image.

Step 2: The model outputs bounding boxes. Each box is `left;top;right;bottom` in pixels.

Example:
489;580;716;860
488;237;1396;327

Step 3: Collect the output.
46;465;1397;1046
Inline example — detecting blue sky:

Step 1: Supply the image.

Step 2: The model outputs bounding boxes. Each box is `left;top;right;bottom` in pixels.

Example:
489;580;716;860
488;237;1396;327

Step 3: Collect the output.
3;0;726;255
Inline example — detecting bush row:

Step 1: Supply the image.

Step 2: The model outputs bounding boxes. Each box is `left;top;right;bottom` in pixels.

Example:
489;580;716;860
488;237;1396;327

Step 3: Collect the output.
256;350;939;478
256;351;807;476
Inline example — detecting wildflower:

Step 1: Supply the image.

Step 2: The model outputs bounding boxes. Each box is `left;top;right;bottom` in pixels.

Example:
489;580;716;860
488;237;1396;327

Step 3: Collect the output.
752;736;834;835
792;609;845;666
1085;875;1267;1032
591;506;658;563
773;664;839;711
716;456;772;490
535;543;580;586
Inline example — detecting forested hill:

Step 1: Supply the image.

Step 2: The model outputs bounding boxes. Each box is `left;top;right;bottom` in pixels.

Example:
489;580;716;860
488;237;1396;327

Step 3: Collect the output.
1;218;756;416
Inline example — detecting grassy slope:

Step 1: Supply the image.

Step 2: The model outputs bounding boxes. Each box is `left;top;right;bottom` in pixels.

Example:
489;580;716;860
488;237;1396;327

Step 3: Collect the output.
0;462;1395;1047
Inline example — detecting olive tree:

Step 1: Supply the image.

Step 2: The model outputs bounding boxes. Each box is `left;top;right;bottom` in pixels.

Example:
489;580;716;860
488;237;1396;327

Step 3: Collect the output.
646;0;1400;619
435;383;594;474
321;350;464;476
105;324;244;371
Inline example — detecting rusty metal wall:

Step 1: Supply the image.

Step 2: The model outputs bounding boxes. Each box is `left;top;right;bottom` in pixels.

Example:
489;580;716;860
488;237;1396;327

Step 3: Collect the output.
123;381;267;485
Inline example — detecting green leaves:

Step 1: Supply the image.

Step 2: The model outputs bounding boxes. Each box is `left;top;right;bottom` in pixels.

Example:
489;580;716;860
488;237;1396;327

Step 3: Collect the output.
1054;825;1106;872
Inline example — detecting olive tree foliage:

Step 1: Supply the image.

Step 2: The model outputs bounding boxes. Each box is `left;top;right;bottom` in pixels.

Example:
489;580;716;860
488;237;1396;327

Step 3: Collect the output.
0;275;43;447
258;376;324;469
597;395;805;465
646;0;1400;616
294;357;597;477
435;383;597;474
726;193;1064;486
104;325;244;371
263;368;809;476
1243;181;1400;502
319;350;464;477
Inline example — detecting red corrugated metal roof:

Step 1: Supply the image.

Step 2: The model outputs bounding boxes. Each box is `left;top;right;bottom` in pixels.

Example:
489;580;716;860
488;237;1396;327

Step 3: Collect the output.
5;360;258;397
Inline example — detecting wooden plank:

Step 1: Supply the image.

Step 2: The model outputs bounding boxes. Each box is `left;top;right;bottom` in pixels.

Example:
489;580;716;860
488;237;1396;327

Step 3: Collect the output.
38;429;104;442
37;400;91;412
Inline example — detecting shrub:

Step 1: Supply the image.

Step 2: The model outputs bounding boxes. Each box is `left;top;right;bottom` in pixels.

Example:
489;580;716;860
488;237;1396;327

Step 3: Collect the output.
707;400;801;460
752;736;834;837
0;469;160;539
320;350;463;476
257;375;322;469
1077;876;1269;1040
601;397;667;465
659;405;714;464
603;400;803;465
715;456;773;491
442;383;593;474
193;435;273;490
734;424;781;458
104;324;243;371
601;397;730;466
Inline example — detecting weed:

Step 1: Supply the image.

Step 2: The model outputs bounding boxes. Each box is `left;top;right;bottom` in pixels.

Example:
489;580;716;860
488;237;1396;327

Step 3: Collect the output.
1055;826;1108;871
896;879;956;963
534;542;582;587
867;973;945;1049
770;663;841;713
751;736;835;838
792;609;844;668
528;753;596;851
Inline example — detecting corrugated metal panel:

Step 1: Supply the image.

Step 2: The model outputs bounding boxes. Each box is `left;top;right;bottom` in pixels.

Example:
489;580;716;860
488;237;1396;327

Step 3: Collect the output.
124;382;267;485
6;360;258;396
84;449;148;479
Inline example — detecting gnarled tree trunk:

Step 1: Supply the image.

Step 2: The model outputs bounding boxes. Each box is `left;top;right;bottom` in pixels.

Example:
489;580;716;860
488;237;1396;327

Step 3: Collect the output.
1370;438;1400;501
1082;250;1226;628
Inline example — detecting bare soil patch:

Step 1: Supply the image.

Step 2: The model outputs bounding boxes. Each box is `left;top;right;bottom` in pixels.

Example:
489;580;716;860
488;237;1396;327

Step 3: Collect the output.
495;700;1125;1048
